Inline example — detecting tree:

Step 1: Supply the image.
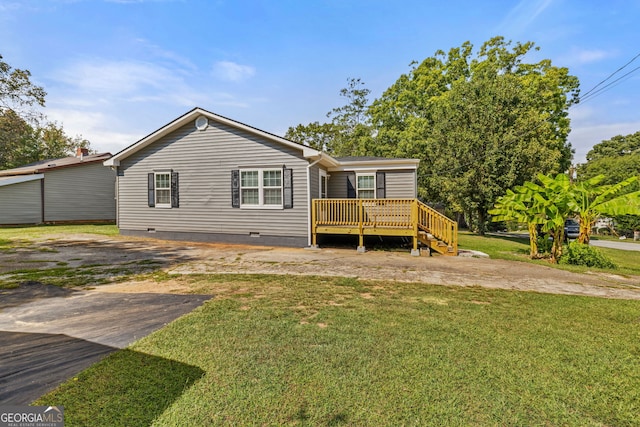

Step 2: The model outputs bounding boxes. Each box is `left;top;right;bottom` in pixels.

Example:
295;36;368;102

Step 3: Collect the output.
568;175;640;244
492;173;640;262
0;108;36;169
577;131;640;237
489;185;545;258
369;37;579;234
0;55;93;170
285;78;373;156
284;122;338;152
0;54;46;119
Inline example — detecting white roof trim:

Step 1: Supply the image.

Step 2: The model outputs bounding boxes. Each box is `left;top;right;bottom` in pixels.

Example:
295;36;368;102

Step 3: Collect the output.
104;107;323;167
0;174;44;187
328;159;419;172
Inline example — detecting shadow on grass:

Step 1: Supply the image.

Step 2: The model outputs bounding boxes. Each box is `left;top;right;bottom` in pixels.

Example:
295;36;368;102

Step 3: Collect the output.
35;347;205;426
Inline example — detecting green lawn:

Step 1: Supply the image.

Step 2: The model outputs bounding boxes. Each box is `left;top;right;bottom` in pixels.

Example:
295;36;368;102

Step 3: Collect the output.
459;231;640;276
36;274;640;426
0;223;119;239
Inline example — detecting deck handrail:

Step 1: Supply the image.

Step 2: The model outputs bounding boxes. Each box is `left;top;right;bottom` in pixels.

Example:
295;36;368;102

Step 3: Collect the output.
312;198;458;255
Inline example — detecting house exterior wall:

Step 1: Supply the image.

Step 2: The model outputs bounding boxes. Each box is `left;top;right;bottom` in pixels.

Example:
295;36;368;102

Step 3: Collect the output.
0;179;42;224
116;119;310;246
44;163;116;222
327;169;417;199
309;164;320;199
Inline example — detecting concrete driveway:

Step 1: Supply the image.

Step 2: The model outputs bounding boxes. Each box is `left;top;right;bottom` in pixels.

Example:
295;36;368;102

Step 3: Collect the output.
0;283;211;404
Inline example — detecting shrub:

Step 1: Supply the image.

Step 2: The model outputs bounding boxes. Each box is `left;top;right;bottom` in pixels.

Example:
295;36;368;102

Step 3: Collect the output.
536;234;553;255
559;241;617;269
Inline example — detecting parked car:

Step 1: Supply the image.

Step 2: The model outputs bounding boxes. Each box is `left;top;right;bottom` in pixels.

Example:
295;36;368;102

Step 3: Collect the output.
564;218;580;241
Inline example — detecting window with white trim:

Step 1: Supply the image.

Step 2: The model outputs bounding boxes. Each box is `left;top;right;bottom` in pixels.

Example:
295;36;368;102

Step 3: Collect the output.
240;169;283;207
155;172;171;207
357;174;375;199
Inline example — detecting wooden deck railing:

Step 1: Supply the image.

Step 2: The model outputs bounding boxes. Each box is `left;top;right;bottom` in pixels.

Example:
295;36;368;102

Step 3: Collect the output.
311;198;457;255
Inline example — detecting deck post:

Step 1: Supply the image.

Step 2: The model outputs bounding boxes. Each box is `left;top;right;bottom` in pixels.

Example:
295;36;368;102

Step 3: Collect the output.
411;200;420;256
357;199;365;252
311;199;318;248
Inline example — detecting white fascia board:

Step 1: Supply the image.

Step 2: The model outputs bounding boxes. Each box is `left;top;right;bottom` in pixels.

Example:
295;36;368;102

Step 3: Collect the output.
328;159;419;172
106;107;322;166
0;174;44;187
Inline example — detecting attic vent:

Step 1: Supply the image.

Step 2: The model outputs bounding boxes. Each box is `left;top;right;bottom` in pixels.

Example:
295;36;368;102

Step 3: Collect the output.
195;116;209;131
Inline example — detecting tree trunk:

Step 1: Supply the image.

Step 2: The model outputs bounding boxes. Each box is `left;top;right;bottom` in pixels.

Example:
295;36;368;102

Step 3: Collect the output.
476;208;486;235
527;223;539;258
550;225;564;263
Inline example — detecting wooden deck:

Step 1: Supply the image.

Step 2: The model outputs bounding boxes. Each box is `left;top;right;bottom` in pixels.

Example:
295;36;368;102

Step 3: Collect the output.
311;199;458;256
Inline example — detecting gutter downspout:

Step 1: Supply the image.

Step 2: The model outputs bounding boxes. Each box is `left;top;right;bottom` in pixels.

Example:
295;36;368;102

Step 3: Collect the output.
306;154;323;247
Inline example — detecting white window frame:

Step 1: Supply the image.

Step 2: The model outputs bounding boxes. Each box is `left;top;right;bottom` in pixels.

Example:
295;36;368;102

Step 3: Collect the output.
356;173;376;199
154;171;172;208
240;168;283;209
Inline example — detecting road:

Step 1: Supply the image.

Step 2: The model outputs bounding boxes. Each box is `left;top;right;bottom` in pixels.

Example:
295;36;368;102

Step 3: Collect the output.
590;239;640;251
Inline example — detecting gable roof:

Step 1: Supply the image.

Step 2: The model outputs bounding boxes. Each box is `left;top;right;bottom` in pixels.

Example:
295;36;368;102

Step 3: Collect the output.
104;107;336;167
0;153;112;177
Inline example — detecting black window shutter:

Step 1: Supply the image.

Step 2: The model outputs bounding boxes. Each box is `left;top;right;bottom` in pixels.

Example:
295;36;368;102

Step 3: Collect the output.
171;172;179;208
147;173;155;207
376;172;386;199
231;170;240;208
347;173;356;198
283;168;293;209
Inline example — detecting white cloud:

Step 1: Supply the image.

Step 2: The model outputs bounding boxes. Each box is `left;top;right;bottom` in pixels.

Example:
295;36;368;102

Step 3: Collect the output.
496;0;554;35
213;61;256;82
563;48;615;66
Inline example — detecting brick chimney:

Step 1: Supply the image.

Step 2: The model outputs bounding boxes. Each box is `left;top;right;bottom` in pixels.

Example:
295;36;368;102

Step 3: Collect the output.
76;147;89;159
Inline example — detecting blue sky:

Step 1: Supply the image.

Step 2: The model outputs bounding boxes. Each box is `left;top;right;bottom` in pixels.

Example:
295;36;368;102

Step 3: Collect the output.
1;0;639;164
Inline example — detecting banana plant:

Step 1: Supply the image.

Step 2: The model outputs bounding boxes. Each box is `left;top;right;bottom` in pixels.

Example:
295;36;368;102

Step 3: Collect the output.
490;185;546;258
568;175;640;244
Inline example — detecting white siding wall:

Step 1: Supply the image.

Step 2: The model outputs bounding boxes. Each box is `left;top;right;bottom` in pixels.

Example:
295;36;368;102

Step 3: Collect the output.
0;180;42;224
44;163;116;222
117;120;310;239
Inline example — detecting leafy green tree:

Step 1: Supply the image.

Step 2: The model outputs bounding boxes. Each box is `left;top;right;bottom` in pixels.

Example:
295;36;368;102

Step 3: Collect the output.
0;55;93;170
524;174;574;263
369;37;579;234
286;78;373;156
285;121;338;152
568;175;640;243
489;185;545;258
578;131;640;236
0;108;37;169
0;54;46;119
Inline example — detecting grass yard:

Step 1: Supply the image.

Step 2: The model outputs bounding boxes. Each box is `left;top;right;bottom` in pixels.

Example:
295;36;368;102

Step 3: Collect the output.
458;231;640;276
35;274;640;426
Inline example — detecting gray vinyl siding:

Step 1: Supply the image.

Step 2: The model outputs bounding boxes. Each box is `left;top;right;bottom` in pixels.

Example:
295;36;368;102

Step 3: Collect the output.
0;180;42;224
309;165;320;199
117;120;309;239
385;169;417;198
327;169;416;199
44;163;116;222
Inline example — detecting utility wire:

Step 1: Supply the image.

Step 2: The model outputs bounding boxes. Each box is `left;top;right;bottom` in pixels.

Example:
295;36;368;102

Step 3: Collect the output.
579;64;640;104
579;52;640;100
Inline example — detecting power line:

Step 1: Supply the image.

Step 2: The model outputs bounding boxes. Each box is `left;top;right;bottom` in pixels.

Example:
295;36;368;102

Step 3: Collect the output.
579;64;640;104
579;52;640;100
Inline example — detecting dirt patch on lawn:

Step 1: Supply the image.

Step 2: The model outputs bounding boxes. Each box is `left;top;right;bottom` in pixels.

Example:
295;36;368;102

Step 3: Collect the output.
2;233;640;300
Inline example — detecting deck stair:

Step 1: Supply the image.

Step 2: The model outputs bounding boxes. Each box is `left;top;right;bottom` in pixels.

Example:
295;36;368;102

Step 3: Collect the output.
311;198;458;256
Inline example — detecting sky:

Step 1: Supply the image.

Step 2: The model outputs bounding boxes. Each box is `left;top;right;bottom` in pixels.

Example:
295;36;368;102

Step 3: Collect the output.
1;0;639;164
